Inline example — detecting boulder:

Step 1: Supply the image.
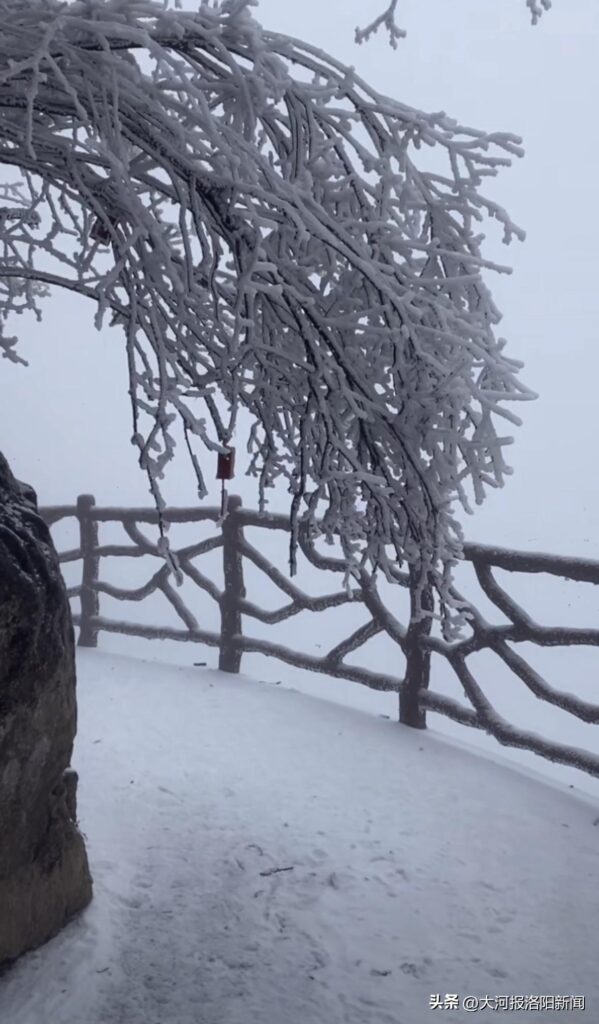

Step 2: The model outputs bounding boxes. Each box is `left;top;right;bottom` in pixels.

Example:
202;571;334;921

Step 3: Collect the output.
0;453;92;966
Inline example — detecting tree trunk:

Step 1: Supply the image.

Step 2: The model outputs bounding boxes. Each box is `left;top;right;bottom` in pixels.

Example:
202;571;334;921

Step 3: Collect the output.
0;453;92;967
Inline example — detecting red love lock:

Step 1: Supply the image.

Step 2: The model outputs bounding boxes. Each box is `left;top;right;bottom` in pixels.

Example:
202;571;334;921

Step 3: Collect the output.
216;449;235;480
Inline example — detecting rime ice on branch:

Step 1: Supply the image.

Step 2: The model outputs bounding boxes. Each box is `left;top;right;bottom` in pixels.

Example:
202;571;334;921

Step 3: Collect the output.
356;0;552;47
0;0;534;626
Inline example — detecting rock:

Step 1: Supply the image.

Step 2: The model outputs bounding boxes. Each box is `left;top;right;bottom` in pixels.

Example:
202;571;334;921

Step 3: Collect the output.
0;453;92;966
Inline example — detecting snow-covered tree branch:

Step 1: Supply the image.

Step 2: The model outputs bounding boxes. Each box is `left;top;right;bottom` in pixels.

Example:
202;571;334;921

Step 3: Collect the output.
356;0;552;48
0;0;534;626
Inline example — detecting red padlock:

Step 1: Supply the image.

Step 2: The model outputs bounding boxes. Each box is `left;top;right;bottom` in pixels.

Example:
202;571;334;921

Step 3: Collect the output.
216;448;236;481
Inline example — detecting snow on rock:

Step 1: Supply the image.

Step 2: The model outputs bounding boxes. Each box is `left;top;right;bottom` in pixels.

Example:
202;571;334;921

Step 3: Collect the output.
1;649;597;1023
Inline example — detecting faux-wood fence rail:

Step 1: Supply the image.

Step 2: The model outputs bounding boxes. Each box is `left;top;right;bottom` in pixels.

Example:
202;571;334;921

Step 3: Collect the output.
41;495;599;779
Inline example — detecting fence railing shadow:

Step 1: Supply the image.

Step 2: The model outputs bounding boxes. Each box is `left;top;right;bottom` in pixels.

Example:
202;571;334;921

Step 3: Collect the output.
41;494;599;779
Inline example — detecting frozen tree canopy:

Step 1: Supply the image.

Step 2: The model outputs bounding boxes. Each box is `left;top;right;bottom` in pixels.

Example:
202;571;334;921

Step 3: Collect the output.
0;0;535;620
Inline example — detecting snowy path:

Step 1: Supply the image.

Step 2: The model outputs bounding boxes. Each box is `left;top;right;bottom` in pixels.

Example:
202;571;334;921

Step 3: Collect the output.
1;651;598;1023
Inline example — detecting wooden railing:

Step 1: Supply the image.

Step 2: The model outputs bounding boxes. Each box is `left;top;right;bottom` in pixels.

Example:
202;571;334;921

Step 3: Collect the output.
40;495;599;779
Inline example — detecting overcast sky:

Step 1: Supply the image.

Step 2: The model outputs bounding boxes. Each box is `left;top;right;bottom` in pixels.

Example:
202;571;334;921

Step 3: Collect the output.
1;0;597;556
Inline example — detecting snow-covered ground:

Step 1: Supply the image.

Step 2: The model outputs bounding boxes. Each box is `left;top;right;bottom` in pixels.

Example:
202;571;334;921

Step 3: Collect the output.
1;650;597;1024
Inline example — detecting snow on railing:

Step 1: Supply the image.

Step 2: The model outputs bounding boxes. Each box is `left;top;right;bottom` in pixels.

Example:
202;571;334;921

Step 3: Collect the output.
40;496;599;779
